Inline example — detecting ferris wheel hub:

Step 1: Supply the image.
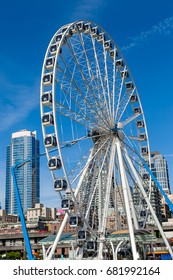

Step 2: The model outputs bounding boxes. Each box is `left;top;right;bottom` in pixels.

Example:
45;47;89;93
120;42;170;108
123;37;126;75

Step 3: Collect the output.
110;122;124;140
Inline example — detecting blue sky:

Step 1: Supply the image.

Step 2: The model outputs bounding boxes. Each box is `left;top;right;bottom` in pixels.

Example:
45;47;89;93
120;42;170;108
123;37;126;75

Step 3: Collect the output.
0;0;173;208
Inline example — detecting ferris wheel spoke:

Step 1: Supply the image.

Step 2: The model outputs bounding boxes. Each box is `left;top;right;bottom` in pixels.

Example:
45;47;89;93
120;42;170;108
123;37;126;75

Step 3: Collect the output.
90;37;112;124
112;54;118;120
78;33;110;124
114;66;127;123
55;77;109;131
122;111;142;126
102;44;114;122
68;137;110;186
67;148;93;185
103;41;116;122
57;63;99;117
121;131;140;160
63;39;110;127
55;102;95;129
117;88;136;122
128;135;148;142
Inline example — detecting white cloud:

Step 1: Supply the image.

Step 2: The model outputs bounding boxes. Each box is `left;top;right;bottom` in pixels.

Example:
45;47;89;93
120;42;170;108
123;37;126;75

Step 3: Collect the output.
122;16;173;51
164;154;173;157
0;76;39;131
70;0;108;20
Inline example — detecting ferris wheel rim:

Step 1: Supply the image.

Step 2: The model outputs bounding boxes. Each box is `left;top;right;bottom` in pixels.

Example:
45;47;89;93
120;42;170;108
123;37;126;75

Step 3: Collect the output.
40;20;155;259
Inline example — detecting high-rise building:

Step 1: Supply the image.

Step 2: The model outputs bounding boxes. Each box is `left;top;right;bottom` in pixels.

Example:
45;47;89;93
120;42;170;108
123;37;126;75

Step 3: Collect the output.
141;151;171;195
139;151;171;224
150;152;171;194
5;130;40;214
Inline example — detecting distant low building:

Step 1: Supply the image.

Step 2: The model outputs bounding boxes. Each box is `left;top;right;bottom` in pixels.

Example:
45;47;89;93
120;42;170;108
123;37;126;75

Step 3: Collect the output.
0;209;18;223
26;203;56;222
46;212;77;234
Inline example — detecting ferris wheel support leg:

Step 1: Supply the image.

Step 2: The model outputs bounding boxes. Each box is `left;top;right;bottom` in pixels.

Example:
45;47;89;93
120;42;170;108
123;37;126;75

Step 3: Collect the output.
42;245;46;259
125;175;139;230
98;175;102;231
76;247;84;260
116;139;139;260
98;139;117;260
124;149;173;260
110;241;115;260
115;240;125;260
46;212;69;260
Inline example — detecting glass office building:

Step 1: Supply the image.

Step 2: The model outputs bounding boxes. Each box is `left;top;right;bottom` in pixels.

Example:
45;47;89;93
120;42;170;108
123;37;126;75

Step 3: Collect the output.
141;151;171;195
5;130;40;214
150;152;171;194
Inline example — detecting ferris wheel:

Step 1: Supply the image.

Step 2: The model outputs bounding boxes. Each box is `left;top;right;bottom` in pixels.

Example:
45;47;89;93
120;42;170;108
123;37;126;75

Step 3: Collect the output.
40;20;173;260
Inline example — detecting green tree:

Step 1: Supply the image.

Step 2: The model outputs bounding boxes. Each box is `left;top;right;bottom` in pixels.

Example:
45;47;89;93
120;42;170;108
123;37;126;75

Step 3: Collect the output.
6;251;21;260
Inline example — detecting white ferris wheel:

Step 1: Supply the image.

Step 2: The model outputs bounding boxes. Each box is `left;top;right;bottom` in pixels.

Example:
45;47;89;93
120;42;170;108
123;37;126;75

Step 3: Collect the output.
40;20;173;260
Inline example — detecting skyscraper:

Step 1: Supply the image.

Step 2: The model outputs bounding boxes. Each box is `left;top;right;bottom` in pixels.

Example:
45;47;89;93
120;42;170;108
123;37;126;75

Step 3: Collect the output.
150;152;171;195
141;151;171;195
5;130;40;214
139;151;171;224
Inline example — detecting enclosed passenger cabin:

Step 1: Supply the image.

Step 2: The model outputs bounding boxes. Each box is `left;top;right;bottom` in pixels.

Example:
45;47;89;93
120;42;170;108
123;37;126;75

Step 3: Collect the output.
48;157;62;170
115;59;124;68
44;135;57;148
69;216;82;227
77;230;86;241
134;107;141;114
84;23;91;34
61;27;72;38
45;57;55;70
143;173;149;180
140;210;147;217
139;133;147;141
41;92;52;105
76;22;85;33
54;179;67;191
121;70;129;79
91;27;99;38
42;73;53;86
104;40;112;51
55;34;66;45
97;33;106;43
136;120;144;128
142;198;147;205
138;221;144;228
42;113;54;126
50;44;57;56
61;198;74;210
130;95;138;103
109;49;118;60
70;24;78;34
118;247;132;258
86;241;97;252
141;146;148;155
126;82;134;92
